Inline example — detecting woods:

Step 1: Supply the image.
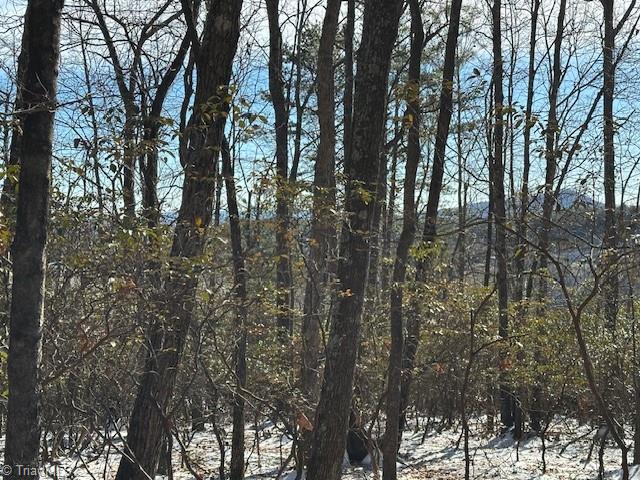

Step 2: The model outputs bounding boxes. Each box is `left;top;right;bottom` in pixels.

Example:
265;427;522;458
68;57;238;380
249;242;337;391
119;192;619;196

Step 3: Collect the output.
3;0;640;479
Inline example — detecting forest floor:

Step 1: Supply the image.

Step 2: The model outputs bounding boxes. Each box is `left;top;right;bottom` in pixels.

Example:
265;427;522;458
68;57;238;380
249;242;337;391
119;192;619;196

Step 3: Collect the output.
37;417;637;479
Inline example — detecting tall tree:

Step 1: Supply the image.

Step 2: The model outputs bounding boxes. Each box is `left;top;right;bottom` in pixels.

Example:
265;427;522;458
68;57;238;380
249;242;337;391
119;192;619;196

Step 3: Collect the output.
4;0;64;477
602;0;618;330
490;0;513;429
382;1;423;478
266;0;293;335
301;0;340;403
221;138;249;480
400;0;464;431
299;7;341;474
115;1;243;478
530;0;565;435
305;0;404;478
514;0;540;306
537;0;566;297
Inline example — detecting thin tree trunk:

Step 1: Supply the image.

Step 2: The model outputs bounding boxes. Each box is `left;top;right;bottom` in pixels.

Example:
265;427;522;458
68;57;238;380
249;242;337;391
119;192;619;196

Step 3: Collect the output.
301;0;340;403
298;1;341;472
602;0;618;331
455;66;467;284
4;0;63;477
343;0;355;169
381;110;400;293
266;0;293;336
515;0;540;304
289;0;308;184
122;116;137;220
140;32;192;228
115;2;242;478
305;1;404;478
222;138;249;480
400;0;463;433
79;25;104;214
88;0;138;221
367;150;388;300
529;0;564;436
537;0;565;302
490;0;513;430
382;2;422;478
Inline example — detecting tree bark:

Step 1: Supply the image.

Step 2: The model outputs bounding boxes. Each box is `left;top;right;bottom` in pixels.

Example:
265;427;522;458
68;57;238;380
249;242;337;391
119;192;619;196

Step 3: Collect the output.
528;0;564;435
537;0;565;300
4;0;63;477
382;2;422;478
266;0;293;336
514;0;540;305
400;0;463;433
221;138;249;480
305;1;404;478
301;0;340;404
343;0;355;170
490;0;513;430
602;0;618;331
115;2;242;478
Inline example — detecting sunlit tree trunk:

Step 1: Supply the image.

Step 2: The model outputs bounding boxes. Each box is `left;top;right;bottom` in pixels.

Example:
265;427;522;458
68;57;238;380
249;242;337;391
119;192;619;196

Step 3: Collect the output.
301;0;340;403
266;0;293;336
299;0;341;472
115;2;242;478
4;0;63;477
602;0;618;331
305;1;404;478
490;0;513;430
382;2;422;478
400;0;463;434
221;138;249;480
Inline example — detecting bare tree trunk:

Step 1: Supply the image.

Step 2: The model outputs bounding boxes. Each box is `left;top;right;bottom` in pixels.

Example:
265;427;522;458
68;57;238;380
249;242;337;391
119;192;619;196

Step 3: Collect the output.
298;1;340;472
537;0;565;303
289;0;308;185
4;0;63;477
490;0;513;430
381;111;400;293
343;0;355;169
483;180;494;289
514;0;540;305
400;0;463;434
266;0;293;336
88;0;139;221
382;3;422;478
602;0;618;331
122;116;137;220
221;138;249;480
305;1;404;478
78;25;104;214
115;2;242;478
301;0;340;403
367;149;389;301
455;66;467;284
530;0;565;435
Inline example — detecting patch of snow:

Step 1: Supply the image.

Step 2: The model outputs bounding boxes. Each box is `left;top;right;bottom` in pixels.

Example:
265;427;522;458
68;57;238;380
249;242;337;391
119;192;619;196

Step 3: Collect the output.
23;417;636;479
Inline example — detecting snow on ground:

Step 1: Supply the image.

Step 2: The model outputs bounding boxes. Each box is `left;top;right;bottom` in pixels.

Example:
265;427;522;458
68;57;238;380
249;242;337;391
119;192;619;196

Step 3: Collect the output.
34;418;638;479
